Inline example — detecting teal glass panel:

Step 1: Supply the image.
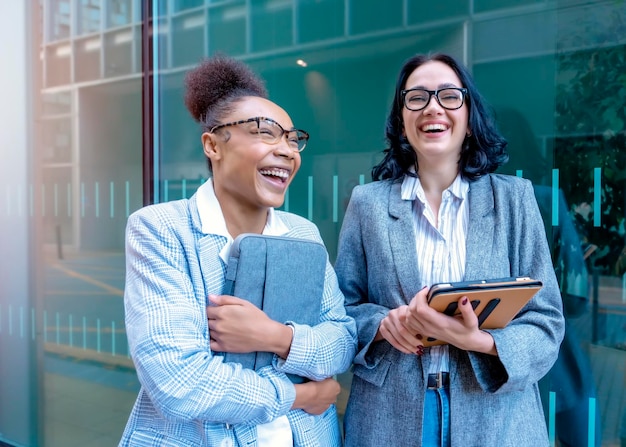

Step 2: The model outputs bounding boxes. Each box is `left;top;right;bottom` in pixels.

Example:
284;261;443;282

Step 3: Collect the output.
298;0;344;43
407;0;468;24
208;2;247;56
250;0;293;52
21;1;626;446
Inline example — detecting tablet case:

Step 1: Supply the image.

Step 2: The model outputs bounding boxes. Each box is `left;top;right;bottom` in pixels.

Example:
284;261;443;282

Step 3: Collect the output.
220;233;327;382
423;276;543;347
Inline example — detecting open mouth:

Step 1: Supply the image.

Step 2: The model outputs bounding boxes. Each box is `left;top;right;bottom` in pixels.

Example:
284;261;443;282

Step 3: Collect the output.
421;123;448;133
259;168;290;183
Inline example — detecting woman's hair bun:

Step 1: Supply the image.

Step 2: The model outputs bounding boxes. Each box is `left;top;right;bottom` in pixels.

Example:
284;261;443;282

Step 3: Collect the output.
184;54;268;122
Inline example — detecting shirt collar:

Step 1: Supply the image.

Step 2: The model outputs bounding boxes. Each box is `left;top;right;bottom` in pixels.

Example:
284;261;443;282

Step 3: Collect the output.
401;171;469;202
195;179;289;261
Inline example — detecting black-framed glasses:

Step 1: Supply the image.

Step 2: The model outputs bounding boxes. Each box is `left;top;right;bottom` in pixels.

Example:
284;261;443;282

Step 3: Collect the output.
401;87;468;111
209;116;310;152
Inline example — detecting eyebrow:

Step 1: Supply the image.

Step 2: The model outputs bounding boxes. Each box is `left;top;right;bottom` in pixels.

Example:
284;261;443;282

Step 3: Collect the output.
406;82;461;90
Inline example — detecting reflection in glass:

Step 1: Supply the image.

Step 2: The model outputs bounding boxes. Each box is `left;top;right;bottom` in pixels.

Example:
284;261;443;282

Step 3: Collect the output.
208;2;247;56
75;36;102;81
77;0;101;35
107;0;134;28
48;0;71;42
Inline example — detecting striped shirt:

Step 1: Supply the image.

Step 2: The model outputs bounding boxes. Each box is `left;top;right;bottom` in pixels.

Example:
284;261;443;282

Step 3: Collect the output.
400;173;469;373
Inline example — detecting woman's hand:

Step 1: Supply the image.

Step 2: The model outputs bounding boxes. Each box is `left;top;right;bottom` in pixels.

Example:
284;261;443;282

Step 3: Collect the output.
292;378;341;415
375;304;424;355
405;288;497;355
207;294;293;358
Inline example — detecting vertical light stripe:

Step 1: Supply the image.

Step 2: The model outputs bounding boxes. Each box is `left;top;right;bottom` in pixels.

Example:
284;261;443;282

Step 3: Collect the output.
308;176;313;221
111;321;116;356
548;391;556;446
164;179;169;202
332;175;338;223
284;188;290;212
83;316;87;349
588;397;596;447
359;174;365;185
552;169;559;227
182;178;187;199
125;180;130;217
593;168;601;227
110;181;115;218
69;314;73;347
19;306;24;338
97;318;101;353
516;169;523;177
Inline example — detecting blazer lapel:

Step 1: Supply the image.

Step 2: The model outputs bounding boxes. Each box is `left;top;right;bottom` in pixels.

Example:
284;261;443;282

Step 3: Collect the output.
464;176;495;280
189;195;229;297
388;180;423;302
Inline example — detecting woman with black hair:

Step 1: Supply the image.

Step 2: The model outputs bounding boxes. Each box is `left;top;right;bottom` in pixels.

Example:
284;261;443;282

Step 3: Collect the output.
335;53;564;446
119;55;357;447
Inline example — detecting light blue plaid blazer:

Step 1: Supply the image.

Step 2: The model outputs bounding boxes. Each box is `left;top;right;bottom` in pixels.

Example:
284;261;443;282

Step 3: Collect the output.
119;193;357;447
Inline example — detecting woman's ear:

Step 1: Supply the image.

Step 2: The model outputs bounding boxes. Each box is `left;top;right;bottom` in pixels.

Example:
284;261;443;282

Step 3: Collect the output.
202;132;221;161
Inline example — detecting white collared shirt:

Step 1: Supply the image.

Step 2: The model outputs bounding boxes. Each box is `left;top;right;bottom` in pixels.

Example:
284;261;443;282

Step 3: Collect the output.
401;173;469;373
196;179;293;447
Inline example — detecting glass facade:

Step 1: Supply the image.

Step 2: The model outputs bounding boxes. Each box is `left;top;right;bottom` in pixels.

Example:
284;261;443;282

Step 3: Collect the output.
0;0;625;445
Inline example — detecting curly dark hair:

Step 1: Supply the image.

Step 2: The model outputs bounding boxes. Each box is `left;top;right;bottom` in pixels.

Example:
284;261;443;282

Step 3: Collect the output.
184;55;267;171
372;53;508;182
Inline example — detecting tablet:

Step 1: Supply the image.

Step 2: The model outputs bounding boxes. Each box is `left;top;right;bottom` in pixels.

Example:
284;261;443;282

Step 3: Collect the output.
423;276;543;346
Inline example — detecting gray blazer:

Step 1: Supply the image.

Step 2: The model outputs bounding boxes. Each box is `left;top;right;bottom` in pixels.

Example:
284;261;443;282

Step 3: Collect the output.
335;174;565;447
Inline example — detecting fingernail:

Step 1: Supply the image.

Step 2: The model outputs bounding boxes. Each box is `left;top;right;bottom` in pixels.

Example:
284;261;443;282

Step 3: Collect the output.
416;334;423;340
420;285;428;291
462;297;468;305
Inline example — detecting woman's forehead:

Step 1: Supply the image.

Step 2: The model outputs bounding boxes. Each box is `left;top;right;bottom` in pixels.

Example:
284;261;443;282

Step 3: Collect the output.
405;61;462;89
232;96;293;127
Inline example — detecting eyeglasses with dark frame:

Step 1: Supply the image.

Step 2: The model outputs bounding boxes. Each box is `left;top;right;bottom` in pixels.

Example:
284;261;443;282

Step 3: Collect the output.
209;116;310;152
401;87;468;111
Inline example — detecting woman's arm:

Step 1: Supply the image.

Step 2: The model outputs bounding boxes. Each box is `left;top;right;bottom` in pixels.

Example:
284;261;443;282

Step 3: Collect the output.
125;205;296;425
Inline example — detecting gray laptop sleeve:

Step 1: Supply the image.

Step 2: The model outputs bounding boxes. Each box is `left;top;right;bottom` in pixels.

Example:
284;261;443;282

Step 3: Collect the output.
221;233;327;383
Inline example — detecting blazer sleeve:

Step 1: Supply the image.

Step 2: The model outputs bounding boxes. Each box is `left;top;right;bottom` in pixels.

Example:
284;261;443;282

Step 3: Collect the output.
273;217;358;380
468;178;565;393
124;205;295;425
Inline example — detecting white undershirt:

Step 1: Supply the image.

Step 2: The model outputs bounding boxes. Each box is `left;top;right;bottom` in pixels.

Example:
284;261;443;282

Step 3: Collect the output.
196;179;293;446
401;173;469;374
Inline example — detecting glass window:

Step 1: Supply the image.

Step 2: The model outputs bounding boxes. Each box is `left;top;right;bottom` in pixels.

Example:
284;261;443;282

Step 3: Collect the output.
74;36;102;81
348;0;403;35
172;11;206;67
107;0;135;28
208;2;247;56
104;28;136;77
13;1;626;447
47;0;71;42
250;0;293;52
45;43;72;87
297;0;344;43
77;0;101;35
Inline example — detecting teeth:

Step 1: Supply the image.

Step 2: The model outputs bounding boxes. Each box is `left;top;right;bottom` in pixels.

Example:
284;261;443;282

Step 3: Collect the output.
421;123;447;132
260;168;289;179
